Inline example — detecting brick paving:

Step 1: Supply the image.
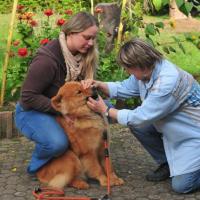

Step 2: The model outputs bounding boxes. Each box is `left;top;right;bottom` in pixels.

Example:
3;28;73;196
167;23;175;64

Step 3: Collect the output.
1;124;200;200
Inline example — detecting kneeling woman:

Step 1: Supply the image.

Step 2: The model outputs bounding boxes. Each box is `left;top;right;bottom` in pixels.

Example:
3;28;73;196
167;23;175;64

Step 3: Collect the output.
15;12;99;175
83;38;200;194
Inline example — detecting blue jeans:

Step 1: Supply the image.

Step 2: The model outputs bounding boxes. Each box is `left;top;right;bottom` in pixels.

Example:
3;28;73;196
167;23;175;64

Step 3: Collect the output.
172;169;200;193
15;103;69;174
130;124;200;193
129;124;167;165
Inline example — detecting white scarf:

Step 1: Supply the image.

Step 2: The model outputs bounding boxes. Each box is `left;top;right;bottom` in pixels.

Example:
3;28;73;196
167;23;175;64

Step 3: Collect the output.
59;31;83;81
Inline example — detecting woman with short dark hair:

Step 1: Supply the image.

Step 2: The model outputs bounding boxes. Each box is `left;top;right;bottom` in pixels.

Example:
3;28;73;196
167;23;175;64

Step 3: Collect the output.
83;38;200;194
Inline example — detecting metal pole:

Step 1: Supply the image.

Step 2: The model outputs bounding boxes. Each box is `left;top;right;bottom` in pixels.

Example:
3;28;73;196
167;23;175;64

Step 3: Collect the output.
0;0;19;106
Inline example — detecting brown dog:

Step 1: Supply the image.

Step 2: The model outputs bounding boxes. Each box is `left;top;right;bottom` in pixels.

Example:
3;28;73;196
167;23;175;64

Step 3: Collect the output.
36;81;124;189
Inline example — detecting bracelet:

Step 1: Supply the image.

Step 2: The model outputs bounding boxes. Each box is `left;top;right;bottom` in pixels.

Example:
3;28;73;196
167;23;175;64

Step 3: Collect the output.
104;106;111;117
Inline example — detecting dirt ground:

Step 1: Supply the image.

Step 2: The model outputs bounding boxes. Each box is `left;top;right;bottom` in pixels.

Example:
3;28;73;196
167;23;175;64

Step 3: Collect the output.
164;18;200;33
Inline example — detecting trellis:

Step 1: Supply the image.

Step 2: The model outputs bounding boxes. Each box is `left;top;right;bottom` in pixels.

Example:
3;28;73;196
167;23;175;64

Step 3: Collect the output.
0;0;18;107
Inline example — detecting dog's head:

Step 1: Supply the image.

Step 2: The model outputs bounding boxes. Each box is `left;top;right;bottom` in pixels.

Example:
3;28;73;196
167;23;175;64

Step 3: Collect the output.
51;81;98;116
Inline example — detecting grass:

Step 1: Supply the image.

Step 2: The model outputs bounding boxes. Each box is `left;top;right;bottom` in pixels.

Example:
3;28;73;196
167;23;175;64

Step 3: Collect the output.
0;14;19;80
143;15;200;75
152;32;200;75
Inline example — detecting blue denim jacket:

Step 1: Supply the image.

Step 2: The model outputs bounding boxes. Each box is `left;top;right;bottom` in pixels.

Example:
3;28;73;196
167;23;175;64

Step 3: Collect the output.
107;59;200;176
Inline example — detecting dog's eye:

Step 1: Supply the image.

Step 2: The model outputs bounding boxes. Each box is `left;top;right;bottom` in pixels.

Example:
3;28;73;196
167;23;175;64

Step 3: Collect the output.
76;90;82;95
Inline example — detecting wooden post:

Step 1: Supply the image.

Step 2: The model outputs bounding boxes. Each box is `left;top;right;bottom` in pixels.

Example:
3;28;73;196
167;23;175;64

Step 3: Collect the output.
116;0;127;48
91;0;94;15
0;0;18;107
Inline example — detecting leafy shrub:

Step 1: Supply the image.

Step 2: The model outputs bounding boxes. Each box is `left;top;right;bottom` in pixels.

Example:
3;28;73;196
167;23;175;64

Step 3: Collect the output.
6;5;76;102
0;0;90;14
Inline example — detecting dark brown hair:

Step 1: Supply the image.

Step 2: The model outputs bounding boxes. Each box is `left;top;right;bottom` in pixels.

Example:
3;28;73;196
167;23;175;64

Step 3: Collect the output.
118;38;163;70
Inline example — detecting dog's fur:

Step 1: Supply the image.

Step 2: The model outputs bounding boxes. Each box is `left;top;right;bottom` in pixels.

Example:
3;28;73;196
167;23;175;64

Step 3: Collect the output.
36;81;124;189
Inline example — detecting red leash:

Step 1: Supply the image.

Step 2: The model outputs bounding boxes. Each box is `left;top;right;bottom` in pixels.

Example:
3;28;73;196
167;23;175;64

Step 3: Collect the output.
32;187;99;199
103;130;111;195
32;131;111;200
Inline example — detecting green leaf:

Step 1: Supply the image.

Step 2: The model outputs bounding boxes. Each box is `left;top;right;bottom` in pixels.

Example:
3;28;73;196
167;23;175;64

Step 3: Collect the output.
145;23;156;36
196;5;200;12
179;2;193;16
172;36;180;43
197;42;200;49
162;0;170;6
155;22;164;29
175;0;184;8
178;43;186;54
169;46;176;53
163;46;170;54
146;37;155;47
152;0;163;11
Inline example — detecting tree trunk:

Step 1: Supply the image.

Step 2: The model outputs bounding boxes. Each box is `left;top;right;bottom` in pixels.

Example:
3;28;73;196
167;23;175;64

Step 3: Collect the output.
169;0;188;19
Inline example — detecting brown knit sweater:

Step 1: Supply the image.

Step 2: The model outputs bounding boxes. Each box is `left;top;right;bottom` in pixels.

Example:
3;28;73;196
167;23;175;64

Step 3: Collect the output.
19;39;66;114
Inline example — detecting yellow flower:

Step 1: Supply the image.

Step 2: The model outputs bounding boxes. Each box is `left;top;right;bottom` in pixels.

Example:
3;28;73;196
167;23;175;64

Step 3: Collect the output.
191;35;196;40
169;20;176;29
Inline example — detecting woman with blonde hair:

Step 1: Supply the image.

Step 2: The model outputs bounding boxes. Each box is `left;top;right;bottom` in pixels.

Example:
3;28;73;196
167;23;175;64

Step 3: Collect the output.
15;11;99;175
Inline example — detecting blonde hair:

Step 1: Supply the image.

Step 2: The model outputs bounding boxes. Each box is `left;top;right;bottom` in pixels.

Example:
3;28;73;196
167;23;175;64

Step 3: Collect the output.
118;38;163;70
61;12;99;79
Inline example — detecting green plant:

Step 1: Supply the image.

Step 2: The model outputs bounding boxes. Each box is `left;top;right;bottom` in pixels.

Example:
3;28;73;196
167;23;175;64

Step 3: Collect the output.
97;31;128;82
6;5;77;101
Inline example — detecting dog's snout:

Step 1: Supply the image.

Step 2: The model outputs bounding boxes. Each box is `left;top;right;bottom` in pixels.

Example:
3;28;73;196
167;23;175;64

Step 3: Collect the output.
91;87;98;100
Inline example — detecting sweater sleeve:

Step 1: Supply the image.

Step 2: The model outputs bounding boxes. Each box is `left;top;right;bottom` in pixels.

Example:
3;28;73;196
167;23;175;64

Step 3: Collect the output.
20;55;59;114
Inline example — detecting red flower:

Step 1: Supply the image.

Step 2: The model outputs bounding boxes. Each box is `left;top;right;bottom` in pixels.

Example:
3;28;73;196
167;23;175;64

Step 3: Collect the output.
65;9;73;15
17;4;24;11
95;7;104;14
30;20;38;27
13;40;20;46
57;18;65;26
18;48;28;57
40;38;49;45
44;9;53;17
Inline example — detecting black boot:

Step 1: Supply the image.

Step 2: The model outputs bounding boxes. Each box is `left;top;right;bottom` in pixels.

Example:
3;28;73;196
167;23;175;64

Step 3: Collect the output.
146;163;170;182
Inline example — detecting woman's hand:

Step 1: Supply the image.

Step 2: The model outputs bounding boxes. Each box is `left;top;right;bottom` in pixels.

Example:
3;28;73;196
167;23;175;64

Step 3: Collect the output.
81;79;110;97
87;95;107;114
81;79;94;89
81;79;100;90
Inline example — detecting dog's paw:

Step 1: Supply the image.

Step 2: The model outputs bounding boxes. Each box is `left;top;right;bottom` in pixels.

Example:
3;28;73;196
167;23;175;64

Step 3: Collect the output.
110;177;124;186
70;179;89;189
110;173;124;186
99;175;108;186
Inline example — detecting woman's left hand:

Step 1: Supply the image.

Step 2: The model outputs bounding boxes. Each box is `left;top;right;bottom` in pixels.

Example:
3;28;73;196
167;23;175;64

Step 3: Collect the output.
87;95;107;114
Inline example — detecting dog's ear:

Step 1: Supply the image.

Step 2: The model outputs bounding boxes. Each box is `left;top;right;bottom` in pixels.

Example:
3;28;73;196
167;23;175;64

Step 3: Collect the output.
51;94;62;111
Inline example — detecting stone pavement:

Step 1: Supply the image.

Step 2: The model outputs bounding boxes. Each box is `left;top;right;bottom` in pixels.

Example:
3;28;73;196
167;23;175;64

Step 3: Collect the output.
1;124;200;200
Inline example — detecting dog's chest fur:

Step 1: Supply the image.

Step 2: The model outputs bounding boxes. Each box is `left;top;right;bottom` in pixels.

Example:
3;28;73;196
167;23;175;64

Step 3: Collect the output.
58;115;106;156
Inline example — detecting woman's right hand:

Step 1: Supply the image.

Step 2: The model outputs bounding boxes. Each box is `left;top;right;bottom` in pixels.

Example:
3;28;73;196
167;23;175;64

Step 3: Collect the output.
81;79;109;97
81;79;100;90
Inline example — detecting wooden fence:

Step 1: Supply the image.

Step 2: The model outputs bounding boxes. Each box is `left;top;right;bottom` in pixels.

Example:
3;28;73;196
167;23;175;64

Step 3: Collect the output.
0;111;21;139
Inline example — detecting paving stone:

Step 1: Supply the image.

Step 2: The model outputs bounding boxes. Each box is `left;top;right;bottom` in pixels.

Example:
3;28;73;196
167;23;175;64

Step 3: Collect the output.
1;124;200;200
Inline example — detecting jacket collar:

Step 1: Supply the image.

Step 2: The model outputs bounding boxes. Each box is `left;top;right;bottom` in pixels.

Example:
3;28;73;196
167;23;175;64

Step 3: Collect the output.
143;60;162;89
